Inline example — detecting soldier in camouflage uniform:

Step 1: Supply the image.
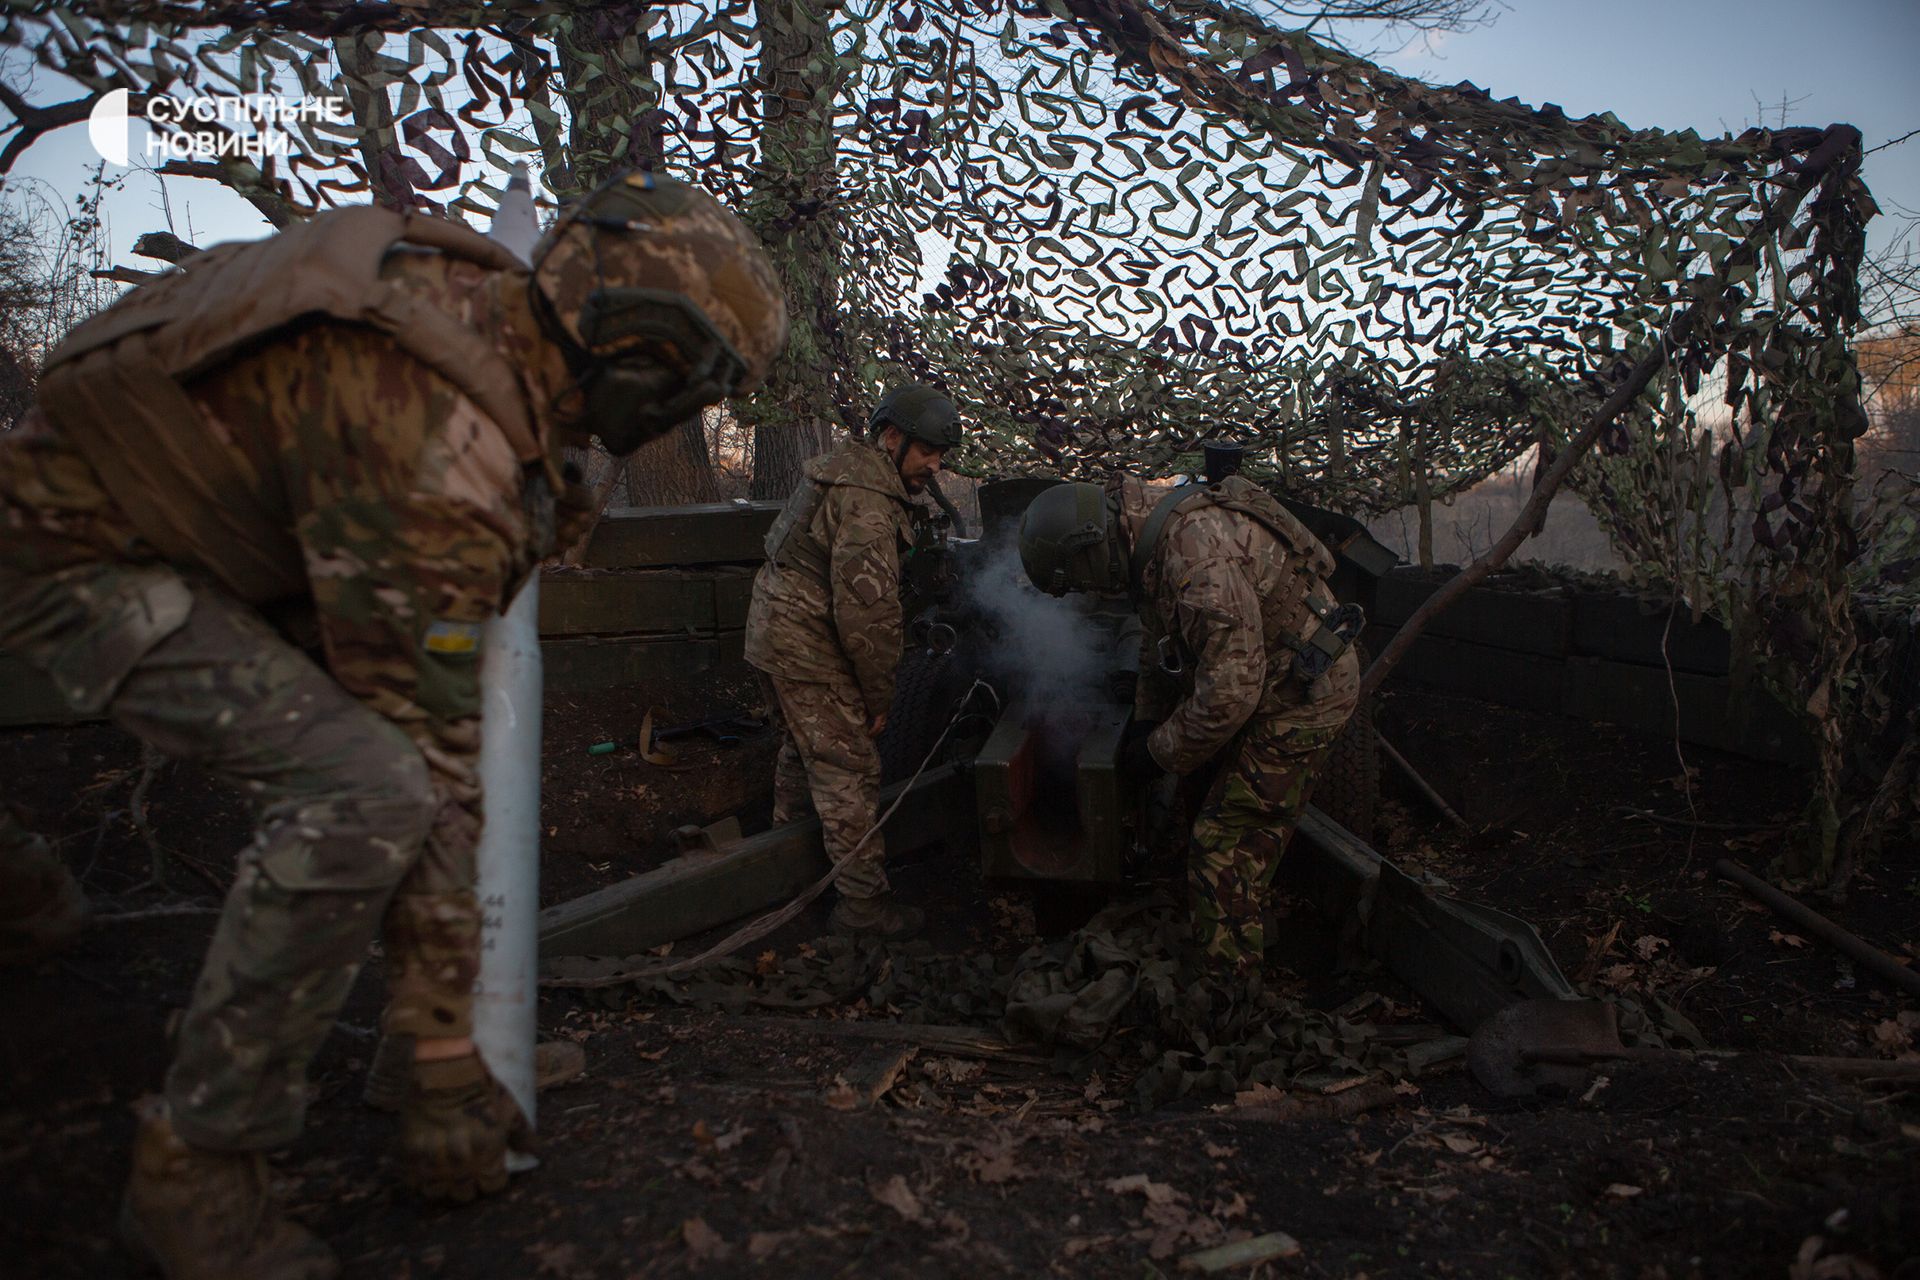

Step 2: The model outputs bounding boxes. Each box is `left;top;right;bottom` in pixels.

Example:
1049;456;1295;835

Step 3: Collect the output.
1018;474;1360;978
745;384;964;937
0;171;786;1279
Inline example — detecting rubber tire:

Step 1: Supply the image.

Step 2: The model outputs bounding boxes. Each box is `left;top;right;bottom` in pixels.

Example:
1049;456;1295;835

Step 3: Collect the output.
1313;648;1378;845
876;645;979;786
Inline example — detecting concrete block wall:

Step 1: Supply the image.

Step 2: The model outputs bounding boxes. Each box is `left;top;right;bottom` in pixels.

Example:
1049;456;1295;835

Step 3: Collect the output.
1363;569;1810;765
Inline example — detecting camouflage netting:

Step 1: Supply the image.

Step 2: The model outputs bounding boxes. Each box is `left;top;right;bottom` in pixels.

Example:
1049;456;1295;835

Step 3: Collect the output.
3;0;1907;877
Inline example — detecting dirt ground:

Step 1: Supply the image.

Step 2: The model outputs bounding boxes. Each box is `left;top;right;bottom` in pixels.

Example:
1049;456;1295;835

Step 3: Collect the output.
3;671;1916;1280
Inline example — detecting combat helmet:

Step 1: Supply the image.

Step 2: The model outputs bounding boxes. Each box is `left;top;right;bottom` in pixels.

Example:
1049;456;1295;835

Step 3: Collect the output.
1017;482;1125;596
531;169;789;455
869;382;963;453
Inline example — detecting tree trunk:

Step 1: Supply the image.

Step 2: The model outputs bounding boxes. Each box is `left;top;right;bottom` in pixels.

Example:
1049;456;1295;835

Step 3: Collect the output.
550;13;724;507
1325;390;1348;482
742;0;843;500
554;16;666;194
334;31;414;210
752;418;834;501
1414;439;1434;570
625;417;724;506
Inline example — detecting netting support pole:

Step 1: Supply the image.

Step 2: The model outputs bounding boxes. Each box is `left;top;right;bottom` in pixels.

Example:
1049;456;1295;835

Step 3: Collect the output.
1325;380;1348;483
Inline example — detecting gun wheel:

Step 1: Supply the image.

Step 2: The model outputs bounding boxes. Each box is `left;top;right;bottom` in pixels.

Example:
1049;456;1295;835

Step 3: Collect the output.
1314;644;1379;844
876;644;984;786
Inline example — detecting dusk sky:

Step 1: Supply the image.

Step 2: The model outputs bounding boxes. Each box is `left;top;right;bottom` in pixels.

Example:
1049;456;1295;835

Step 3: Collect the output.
1379;0;1918;252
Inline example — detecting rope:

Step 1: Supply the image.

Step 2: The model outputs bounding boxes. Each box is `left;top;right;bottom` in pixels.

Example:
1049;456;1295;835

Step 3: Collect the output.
542;677;995;988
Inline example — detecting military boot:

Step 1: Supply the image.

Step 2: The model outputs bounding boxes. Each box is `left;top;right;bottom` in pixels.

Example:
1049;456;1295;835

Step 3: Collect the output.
0;824;89;966
119;1097;338;1280
829;892;924;940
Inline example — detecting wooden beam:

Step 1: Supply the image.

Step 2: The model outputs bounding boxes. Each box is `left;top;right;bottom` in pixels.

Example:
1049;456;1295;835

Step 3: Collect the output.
583;502;783;569
538;762;977;957
537;567;754;635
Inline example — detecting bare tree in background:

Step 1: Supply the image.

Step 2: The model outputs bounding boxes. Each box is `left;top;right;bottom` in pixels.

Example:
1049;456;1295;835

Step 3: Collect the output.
0;172;125;428
1857;190;1920;481
740;0;844;500
555;17;725;508
1229;0;1502;57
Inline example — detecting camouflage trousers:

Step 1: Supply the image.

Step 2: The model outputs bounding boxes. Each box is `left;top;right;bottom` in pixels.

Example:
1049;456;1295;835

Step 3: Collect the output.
0;561;470;1152
1187;713;1348;978
760;672;888;900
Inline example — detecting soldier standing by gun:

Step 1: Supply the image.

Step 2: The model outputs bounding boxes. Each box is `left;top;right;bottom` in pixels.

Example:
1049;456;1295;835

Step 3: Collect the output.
0;171;787;1278
1017;468;1362;979
746;384;964;938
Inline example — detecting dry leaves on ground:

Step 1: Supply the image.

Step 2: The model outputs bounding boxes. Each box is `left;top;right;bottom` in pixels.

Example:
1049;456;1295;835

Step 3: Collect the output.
1789;1235;1883;1280
1230;1082;1287;1109
922;1057;986;1085
747;1231;797;1260
1105;1174;1233;1260
525;1241;579;1277
1868;1011;1919;1057
958;1133;1026;1184
871;1173;926;1221
681;1217;731;1264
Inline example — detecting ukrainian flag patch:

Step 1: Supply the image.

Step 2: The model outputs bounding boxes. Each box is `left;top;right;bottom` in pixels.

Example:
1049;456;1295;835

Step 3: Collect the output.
423;620;483;655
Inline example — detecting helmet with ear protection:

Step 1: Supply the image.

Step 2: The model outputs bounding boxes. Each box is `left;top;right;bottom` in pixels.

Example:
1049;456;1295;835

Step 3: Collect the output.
530;170;788;455
1017;482;1126;596
869;383;963;452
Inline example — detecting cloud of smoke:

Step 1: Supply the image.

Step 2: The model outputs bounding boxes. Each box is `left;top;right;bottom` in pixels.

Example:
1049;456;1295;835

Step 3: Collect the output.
963;537;1108;710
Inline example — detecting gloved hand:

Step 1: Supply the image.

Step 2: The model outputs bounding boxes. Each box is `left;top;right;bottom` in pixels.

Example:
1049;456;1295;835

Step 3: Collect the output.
1119;721;1164;786
399;1053;533;1203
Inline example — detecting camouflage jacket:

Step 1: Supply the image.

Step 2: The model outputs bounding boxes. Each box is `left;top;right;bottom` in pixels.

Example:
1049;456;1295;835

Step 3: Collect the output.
0;249;587;813
744;439;915;718
1119;476;1361;776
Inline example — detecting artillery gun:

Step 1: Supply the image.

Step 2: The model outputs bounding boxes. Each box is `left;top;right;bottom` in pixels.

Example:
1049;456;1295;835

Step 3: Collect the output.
874;475;1396;882
538;478;1581;1037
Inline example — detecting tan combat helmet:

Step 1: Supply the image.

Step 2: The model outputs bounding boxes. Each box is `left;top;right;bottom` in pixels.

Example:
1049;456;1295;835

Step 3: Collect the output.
530;169;789;454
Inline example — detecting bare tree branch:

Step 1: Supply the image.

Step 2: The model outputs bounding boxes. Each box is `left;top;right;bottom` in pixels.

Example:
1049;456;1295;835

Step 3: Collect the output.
90;264;163;284
1177;0;1500;57
154;159;299;227
0;84;120;174
4;2;576;37
131;230;198;263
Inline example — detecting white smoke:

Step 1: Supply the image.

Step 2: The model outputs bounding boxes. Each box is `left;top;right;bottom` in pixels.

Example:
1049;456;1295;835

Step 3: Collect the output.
963;538;1109;710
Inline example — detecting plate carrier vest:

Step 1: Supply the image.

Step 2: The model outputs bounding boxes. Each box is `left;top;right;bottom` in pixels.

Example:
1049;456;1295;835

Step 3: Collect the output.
36;207;544;603
1129;477;1360;680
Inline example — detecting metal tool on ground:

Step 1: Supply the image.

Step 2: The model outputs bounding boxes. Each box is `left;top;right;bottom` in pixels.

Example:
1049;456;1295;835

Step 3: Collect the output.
1712;858;1920;1000
654;712;768;749
585;707;698;762
1374;730;1469;830
1468;997;1920;1098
